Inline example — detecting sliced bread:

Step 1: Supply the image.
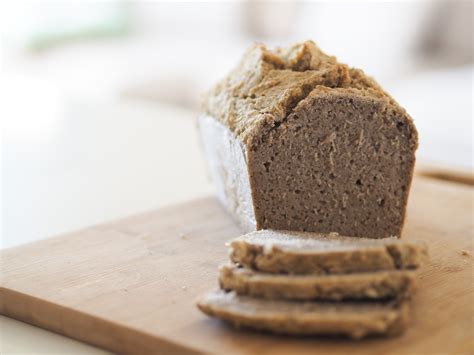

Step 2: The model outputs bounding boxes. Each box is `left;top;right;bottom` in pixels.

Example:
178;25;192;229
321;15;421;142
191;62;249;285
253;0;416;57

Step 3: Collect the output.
230;230;428;274
219;264;417;301
197;289;410;339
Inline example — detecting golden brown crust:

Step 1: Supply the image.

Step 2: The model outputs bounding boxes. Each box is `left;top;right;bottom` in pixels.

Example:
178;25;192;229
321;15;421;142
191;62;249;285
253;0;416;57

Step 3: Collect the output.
202;41;416;148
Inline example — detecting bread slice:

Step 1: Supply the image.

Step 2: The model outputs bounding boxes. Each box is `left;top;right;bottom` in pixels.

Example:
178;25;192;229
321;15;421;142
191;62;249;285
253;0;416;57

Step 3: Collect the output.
197;289;410;339
219;264;417;301
230;230;428;274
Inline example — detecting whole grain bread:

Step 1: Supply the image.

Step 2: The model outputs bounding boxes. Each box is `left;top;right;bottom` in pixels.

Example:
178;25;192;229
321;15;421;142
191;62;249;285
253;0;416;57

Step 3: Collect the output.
230;230;428;274
197;289;410;339
219;264;417;301
198;41;418;238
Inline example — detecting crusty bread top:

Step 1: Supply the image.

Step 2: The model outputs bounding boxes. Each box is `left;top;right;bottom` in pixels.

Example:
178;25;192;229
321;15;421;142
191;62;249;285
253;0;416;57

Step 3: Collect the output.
202;41;413;146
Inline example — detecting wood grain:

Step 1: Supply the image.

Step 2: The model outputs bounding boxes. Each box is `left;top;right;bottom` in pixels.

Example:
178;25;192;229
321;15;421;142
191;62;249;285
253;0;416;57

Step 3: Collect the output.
1;176;473;354
416;163;474;186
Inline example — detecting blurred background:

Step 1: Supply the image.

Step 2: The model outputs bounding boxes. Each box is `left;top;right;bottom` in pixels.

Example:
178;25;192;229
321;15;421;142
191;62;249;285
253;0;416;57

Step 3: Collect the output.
1;0;473;249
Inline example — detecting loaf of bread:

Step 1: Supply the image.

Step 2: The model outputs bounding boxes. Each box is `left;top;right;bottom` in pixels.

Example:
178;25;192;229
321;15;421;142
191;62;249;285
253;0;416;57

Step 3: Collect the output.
199;41;418;238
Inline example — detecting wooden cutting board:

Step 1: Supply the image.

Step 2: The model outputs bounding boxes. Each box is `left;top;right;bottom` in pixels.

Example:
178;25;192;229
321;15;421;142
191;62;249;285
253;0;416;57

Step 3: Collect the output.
1;175;473;354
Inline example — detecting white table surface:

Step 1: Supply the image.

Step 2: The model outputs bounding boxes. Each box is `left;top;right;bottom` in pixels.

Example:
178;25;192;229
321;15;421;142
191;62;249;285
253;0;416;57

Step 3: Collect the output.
1;65;472;352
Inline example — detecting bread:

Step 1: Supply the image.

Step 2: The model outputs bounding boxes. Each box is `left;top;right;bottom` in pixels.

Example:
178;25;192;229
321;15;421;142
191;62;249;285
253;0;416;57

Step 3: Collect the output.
230;230;428;274
219;264;417;301
197;289;410;339
198;41;418;238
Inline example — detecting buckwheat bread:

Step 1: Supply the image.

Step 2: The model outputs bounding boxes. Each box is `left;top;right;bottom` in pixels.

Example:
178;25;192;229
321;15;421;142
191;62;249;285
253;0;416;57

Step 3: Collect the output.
197;290;410;339
219;264;417;301
230;230;428;274
198;40;418;238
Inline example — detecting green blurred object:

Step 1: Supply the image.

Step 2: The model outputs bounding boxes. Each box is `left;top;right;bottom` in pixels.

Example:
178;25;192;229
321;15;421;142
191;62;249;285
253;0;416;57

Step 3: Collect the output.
25;1;131;52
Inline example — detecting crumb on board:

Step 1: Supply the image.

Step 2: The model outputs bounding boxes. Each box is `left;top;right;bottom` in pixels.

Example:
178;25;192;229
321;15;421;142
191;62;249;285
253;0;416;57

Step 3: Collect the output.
182;286;187;290
179;229;196;240
460;250;471;257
